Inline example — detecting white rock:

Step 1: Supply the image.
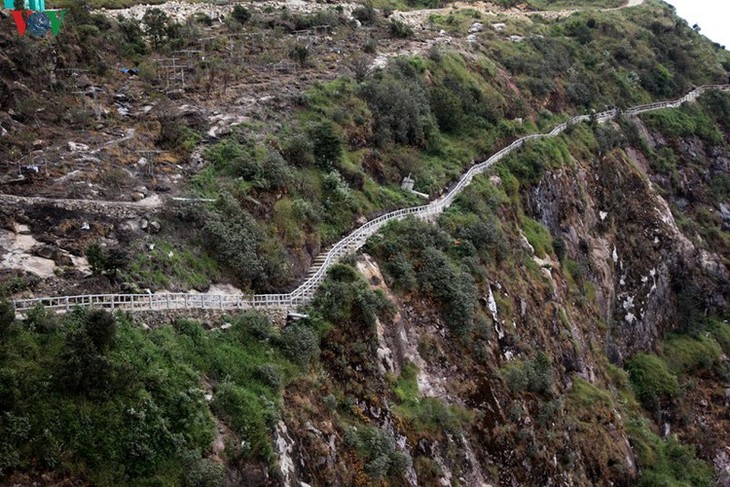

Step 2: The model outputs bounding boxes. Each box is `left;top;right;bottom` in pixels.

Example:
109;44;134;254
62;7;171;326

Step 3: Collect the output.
68;141;90;152
468;22;483;33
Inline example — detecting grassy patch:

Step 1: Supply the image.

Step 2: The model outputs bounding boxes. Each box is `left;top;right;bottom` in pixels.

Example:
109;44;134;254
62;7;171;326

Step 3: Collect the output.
392;362;471;437
625;353;678;411
662;333;723;376
520;216;553;258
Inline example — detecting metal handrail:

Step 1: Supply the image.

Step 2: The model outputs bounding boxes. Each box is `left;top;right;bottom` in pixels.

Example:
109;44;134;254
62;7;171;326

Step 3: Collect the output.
12;84;729;314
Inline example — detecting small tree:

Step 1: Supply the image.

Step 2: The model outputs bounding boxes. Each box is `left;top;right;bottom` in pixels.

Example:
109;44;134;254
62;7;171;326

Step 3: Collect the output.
142;8;169;48
86;242;106;275
0;300;14;338
289;44;310;68
389;19;412;39
308;122;342;169
105;248;128;278
231;5;251;24
85;309;116;352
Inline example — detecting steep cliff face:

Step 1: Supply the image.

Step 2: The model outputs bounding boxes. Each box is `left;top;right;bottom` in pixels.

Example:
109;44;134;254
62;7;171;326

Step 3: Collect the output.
530;123;729;358
272;98;730;487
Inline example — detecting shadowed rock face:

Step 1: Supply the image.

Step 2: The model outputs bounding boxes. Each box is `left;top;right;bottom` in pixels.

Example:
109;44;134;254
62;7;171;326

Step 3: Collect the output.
529;131;729;358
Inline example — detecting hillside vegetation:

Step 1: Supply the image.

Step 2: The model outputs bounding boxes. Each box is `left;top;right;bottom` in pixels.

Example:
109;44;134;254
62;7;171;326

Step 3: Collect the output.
1;0;730;485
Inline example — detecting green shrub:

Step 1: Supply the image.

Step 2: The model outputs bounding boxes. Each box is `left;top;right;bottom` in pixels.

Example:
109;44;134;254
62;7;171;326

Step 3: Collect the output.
308;122;343;169
628;418;714;487
181;449;224;487
502;353;555;396
389;19;413;39
85;309;116;352
345;426;412;480
25;304;56;333
281;325;319;368
644;104;724;145
430;86;464;133
256;364;283;390
360;65;434;147
419;247;476;336
231;5;251;24
289;44;310;67
203;192;291;291
212;382;274;459
0;300;14;338
58;329;113;397
313;264;390;329
626;353;678;411
282;133;315;167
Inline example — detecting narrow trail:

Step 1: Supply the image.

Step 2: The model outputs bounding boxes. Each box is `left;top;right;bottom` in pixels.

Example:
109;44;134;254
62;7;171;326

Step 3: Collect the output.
11;83;729;315
392;0;646;28
0;193;164;212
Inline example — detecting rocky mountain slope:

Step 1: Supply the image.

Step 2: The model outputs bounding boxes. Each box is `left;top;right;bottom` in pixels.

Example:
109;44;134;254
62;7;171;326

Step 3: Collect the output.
1;0;729;486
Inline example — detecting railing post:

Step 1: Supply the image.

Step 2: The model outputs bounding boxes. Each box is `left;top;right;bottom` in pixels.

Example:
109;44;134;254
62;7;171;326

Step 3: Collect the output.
65;296;69;313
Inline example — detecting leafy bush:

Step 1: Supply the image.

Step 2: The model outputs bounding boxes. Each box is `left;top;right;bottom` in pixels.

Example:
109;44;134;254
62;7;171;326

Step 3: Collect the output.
366;218;478;335
181;449;224;487
389;19;413;39
313;264;391;329
308;122;343;169
203;192;291;291
289;44;310;67
430;86;464;133
708;319;730;355
25;304;56;333
626;353;678;411
212;382;275;459
231;5;251;24
85;243;128;278
281;325;319;368
282;133;315;167
502;352;555;396
345;426;412;480
58;329;113;397
360;64;434;147
419;247;477;336
0;301;14;338
204;140;291;191
628;419;714;487
85;309;116;352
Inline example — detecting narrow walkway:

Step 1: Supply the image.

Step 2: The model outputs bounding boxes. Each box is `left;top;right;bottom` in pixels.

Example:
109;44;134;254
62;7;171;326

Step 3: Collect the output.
12;84;729;314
